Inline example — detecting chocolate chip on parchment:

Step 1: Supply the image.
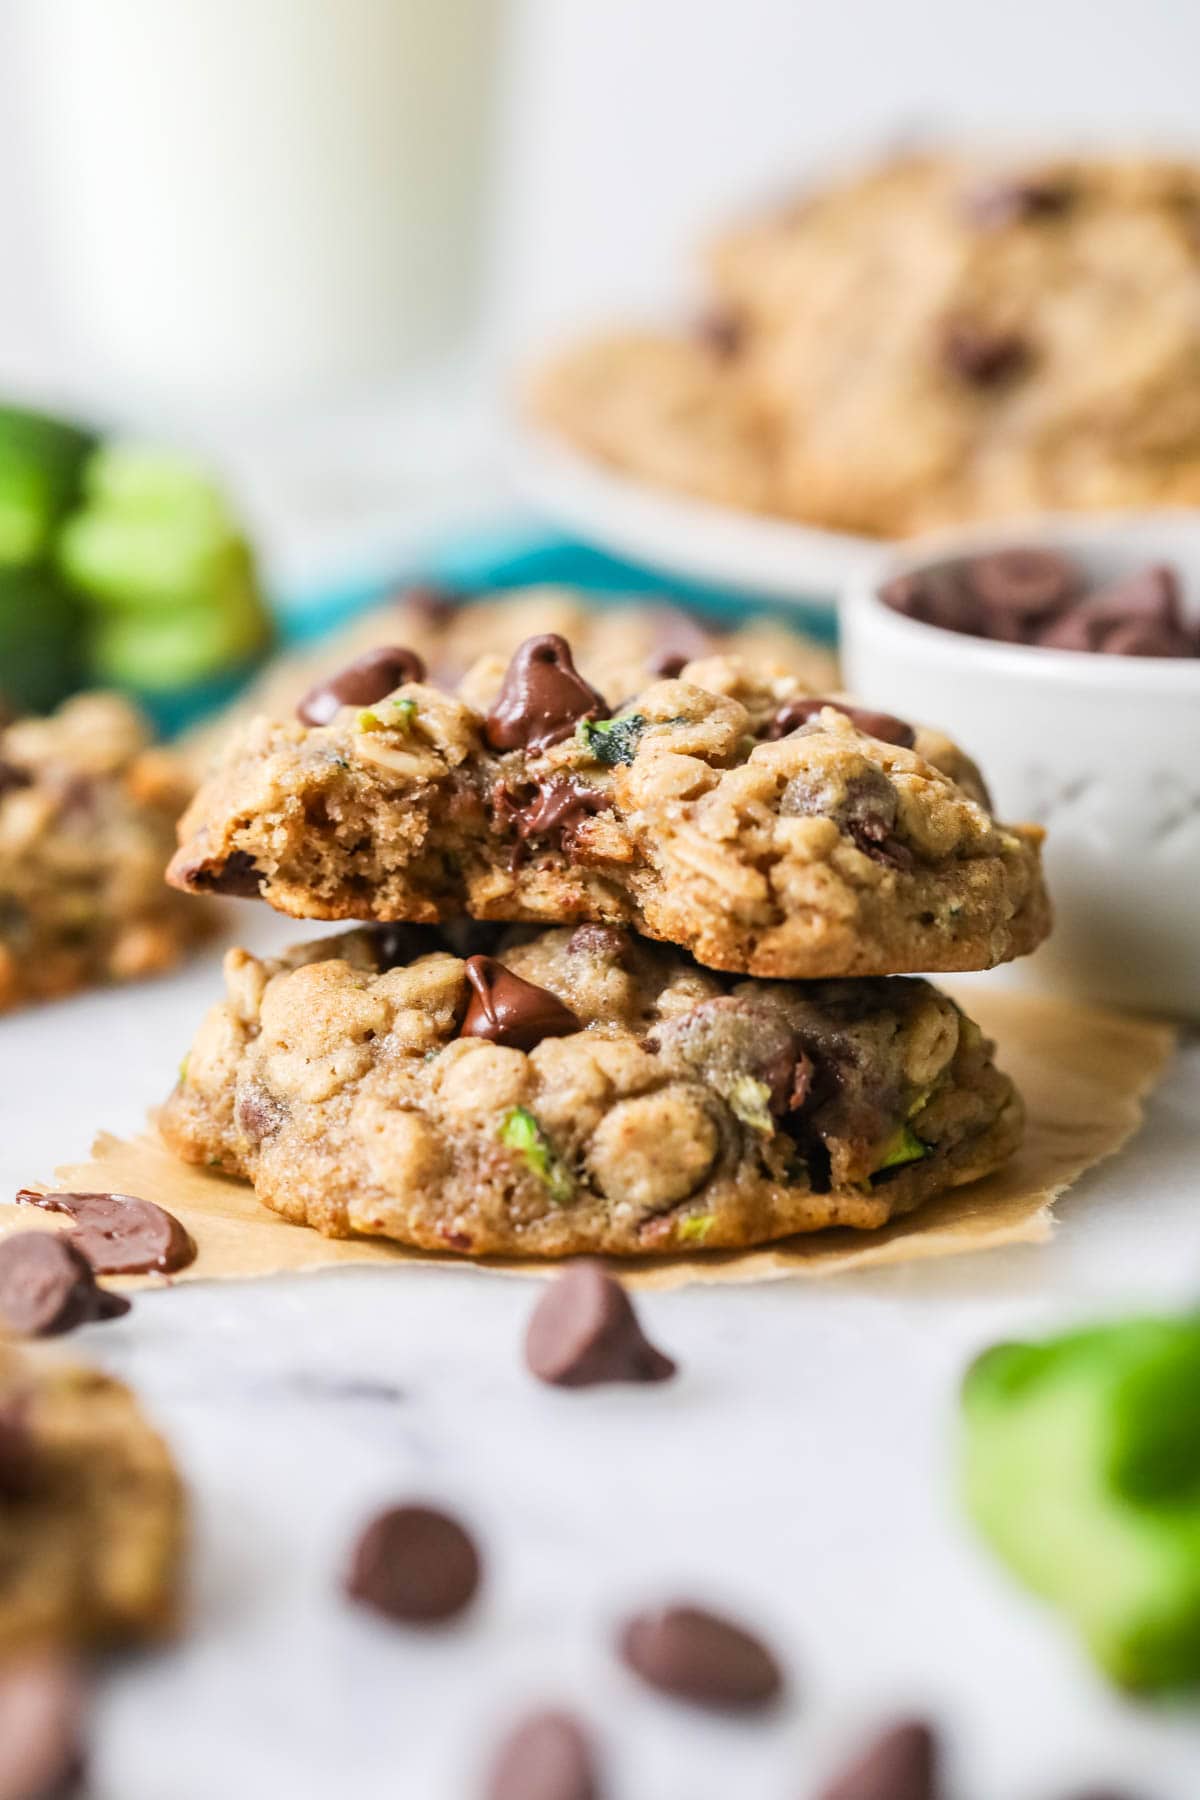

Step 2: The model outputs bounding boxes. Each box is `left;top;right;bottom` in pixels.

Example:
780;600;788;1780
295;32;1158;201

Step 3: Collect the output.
618;1602;783;1712
768;697;916;748
484;635;608;753
485;1709;601;1800
297;645;427;726
345;1504;481;1625
939;318;1031;387
15;1191;195;1277
0;1235;130;1338
525;1263;676;1389
0;1655;86;1800
966;173;1075;229
816;1718;938;1800
460;956;581;1052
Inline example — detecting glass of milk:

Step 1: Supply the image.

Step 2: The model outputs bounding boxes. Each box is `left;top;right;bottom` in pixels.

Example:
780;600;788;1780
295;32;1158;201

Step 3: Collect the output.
16;0;504;409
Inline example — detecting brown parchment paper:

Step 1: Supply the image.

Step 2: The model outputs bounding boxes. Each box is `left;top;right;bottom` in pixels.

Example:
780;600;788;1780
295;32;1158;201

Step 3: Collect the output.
5;985;1177;1293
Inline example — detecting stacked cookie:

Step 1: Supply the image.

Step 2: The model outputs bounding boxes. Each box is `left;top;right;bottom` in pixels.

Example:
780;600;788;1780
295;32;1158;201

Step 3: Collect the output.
160;634;1048;1257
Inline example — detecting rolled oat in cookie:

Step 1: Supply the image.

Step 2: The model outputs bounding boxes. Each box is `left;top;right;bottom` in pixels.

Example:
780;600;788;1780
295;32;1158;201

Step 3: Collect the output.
168;643;1048;980
159;922;1023;1259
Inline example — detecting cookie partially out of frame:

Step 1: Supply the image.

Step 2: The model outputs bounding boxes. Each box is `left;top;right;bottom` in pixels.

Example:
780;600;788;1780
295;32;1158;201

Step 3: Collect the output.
168;641;1049;980
0;1345;185;1651
160;922;1022;1259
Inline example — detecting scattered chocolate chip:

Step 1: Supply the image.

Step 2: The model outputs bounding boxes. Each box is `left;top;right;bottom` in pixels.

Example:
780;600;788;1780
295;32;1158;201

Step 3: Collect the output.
0;1235;130;1338
694;308;744;358
484;635;608;753
509;777;613;852
768;697;916;748
0;1397;37;1500
297;645;427;726
566;924;633;966
460;955;581;1051
0;1655;86;1800
965;548;1081;630
939;317;1031;386
525;1262;676;1388
0;762;32;803
966;173;1075;228
15;1191;194;1277
184;850;263;898
344;1503;481;1624
485;1709;600;1800
817;1719;938;1800
879;569;983;636
618;1602;783;1713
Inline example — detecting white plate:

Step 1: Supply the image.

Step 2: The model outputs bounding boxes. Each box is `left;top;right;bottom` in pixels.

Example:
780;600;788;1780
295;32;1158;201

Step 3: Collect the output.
509;421;889;607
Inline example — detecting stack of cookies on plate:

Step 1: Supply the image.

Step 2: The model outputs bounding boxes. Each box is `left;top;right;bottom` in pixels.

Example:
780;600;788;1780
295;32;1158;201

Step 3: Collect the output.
159;630;1049;1258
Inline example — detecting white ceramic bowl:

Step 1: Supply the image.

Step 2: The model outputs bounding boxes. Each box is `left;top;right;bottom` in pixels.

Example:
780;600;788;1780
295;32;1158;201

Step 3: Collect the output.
841;514;1200;1018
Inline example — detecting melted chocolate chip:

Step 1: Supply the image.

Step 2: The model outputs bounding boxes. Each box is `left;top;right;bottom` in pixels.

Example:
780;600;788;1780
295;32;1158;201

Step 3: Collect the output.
485;1709;600;1800
345;1504;481;1624
618;1602;783;1713
484;635;607;753
768;697;916;748
0;1234;130;1337
459;956;581;1051
647;996;802;1120
16;1191;194;1277
510;776;613;851
184;851;263;898
0;1656;86;1800
525;1263;676;1388
0;1398;37;1500
817;1718;938;1800
0;762;32;803
966;174;1075;229
939;317;1031;386
297;645;427;726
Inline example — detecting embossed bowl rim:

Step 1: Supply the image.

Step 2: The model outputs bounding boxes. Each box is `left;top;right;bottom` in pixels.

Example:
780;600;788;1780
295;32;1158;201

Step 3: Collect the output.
843;509;1200;692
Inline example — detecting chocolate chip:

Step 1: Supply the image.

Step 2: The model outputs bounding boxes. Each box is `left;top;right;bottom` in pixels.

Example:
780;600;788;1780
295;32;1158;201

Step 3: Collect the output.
647;996;801;1120
965;548;1081;636
566;924;633;966
297;645;427;726
879;569;983;636
234;1084;286;1145
344;1504;481;1624
184;850;263;898
513;777;612;849
768;697;916;748
460;955;581;1051
369;922;443;970
396;583;463;626
780;765;909;870
15;1191;194;1276
966;174;1075;228
525;1263;676;1388
1100;618;1194;657
939;317;1031;386
0;1235;130;1337
0;1398;37;1501
484;635;608;753
0;1655;86;1800
618;1602;783;1712
817;1719;938;1800
485;1710;600;1800
644;605;717;679
0;762;32;803
694;308;744;358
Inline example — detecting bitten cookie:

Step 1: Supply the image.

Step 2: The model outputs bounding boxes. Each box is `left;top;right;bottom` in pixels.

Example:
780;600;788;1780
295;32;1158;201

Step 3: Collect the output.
0;1345;185;1650
0;693;208;1012
160;922;1022;1258
168;638;1049;979
535;153;1200;536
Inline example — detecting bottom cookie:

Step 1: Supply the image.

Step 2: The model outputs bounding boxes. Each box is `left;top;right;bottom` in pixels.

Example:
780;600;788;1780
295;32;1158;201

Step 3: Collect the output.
161;923;1022;1260
0;1346;185;1651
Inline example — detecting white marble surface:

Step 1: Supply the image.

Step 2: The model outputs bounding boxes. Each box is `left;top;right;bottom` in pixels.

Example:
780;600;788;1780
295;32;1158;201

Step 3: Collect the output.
2;905;1199;1800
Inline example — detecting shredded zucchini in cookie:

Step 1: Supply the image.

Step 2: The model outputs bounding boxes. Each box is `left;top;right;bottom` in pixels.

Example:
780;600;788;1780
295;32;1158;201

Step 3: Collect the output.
498;1105;575;1204
575;713;647;766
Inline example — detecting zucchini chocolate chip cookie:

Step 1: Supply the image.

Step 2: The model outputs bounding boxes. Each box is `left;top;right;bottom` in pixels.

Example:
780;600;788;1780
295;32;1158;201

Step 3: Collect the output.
0;1345;185;1650
160;922;1021;1258
168;636;1048;979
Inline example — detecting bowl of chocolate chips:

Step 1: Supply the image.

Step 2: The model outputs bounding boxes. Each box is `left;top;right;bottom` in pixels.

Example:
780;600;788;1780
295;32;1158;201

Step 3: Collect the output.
841;515;1200;1016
